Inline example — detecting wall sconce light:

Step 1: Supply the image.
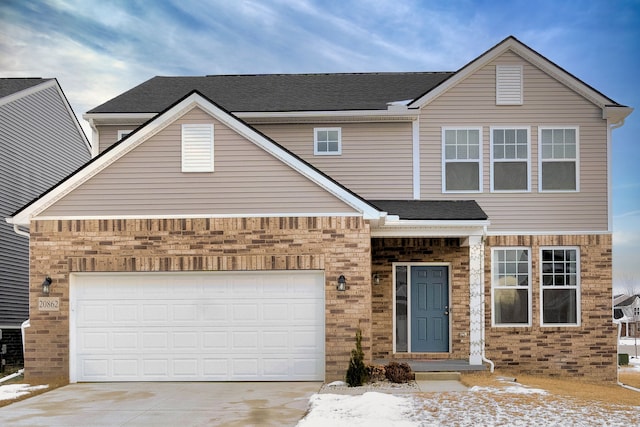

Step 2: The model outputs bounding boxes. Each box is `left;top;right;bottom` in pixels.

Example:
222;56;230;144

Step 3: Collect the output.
373;273;380;285
337;275;346;292
41;277;52;295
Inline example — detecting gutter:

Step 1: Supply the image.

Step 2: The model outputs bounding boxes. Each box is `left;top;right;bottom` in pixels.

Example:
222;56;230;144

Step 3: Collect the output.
13;224;30;238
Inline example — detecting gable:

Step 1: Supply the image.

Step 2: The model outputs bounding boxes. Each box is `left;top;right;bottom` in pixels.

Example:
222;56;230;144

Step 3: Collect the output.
39;107;359;218
410;37;629;118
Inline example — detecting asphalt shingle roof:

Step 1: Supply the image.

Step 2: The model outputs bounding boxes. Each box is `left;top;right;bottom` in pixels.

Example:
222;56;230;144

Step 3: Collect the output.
0;78;51;99
369;200;488;221
87;72;454;114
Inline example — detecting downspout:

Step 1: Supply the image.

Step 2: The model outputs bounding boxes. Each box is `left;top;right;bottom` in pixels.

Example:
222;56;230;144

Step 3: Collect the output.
21;320;30;358
10;223;30;357
479;228;495;372
13;224;30;238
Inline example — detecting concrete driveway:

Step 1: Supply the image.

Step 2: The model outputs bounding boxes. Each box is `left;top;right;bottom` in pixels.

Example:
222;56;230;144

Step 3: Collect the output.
0;382;322;427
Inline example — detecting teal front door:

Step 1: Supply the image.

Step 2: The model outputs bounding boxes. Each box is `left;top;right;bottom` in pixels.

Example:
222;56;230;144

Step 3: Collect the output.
411;266;449;352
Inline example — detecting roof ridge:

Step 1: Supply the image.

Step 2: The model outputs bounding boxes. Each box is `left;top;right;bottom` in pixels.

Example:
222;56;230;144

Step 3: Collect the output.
161;71;457;77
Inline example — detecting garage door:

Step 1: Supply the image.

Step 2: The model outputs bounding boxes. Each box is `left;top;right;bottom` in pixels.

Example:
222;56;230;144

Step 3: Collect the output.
69;271;325;382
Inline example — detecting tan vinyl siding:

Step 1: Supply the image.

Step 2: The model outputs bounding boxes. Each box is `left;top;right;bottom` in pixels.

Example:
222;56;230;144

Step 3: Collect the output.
43;107;356;217
97;124;143;153
255;122;414;199
420;50;608;232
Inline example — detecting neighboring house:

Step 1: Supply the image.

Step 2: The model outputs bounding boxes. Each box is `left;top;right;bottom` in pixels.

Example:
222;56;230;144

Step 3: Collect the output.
0;78;91;368
7;36;632;384
614;294;640;337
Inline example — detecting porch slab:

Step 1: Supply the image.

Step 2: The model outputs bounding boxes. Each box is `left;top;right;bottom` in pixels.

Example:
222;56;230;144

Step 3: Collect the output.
374;359;487;372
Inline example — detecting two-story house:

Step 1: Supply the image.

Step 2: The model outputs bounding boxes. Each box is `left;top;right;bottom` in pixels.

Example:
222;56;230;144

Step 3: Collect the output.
0;78;91;369
7;36;632;384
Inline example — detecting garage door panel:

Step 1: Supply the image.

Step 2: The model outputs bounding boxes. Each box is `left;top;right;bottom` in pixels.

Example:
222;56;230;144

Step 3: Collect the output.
232;304;259;321
71;271;325;382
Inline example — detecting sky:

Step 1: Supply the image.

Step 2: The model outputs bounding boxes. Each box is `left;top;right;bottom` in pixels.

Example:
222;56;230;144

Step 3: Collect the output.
1;0;639;291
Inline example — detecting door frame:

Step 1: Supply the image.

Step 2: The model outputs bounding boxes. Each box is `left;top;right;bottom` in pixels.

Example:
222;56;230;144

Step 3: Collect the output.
392;262;452;354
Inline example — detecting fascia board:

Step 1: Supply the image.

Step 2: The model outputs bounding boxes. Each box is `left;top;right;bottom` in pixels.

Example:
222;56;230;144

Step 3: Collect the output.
11;92;382;225
410;37;616;110
371;219;490;237
235;110;418;120
82;112;156;124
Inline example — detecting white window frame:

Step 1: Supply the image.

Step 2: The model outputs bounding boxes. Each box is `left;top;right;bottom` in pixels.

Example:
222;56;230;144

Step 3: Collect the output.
496;64;523;105
314;127;342;155
491;247;532;327
181;123;214;173
441;127;483;193
490;126;531;192
538;126;580;192
117;129;133;140
540;247;581;327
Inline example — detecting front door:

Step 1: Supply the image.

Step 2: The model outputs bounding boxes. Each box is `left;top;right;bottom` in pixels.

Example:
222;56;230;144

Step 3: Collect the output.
411;266;449;352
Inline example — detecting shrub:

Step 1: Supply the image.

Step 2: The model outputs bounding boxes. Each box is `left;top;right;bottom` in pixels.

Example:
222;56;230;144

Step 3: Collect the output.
619;353;629;366
384;361;414;383
345;329;368;387
366;364;386;382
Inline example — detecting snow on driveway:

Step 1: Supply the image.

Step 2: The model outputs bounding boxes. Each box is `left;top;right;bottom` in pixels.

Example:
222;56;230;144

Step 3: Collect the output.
0;384;48;401
296;381;640;427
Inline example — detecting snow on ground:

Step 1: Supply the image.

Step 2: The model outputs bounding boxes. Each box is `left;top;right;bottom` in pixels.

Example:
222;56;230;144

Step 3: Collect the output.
0;384;48;401
297;381;640;427
296;392;419;427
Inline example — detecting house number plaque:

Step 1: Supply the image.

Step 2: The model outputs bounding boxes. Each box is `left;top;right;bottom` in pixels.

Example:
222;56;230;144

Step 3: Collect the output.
38;297;60;311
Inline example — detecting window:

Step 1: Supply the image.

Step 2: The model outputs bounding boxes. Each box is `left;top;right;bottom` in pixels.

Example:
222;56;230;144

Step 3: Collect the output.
314;128;341;155
117;130;133;140
539;127;578;191
491;127;530;191
496;65;523;105
492;248;531;326
394;265;408;352
182;124;214;172
541;248;580;326
442;128;482;192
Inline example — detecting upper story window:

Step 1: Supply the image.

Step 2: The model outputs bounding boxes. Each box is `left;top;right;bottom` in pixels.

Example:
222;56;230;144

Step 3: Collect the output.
182;124;214;172
496;65;523;105
491;127;530;192
541;248;580;326
314;128;341;155
442;127;482;192
492;248;531;326
117;129;133;140
539;127;579;191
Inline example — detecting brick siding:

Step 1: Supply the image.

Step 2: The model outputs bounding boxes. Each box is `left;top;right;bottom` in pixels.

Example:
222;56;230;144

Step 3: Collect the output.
26;217;371;384
371;238;470;360
485;234;616;381
371;235;616;382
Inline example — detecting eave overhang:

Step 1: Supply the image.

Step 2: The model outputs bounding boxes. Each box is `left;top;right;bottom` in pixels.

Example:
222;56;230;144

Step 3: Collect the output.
371;218;490;238
603;105;633;128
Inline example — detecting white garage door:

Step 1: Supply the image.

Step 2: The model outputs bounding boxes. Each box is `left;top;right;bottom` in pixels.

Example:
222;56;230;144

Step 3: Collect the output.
70;271;325;382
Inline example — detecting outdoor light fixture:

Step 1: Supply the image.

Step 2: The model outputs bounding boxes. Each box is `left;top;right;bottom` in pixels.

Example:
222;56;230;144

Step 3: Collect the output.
41;277;52;295
337;275;346;291
373;273;380;285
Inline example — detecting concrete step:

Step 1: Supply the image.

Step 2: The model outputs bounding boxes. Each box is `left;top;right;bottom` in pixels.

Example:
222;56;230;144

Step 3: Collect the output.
415;371;461;381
